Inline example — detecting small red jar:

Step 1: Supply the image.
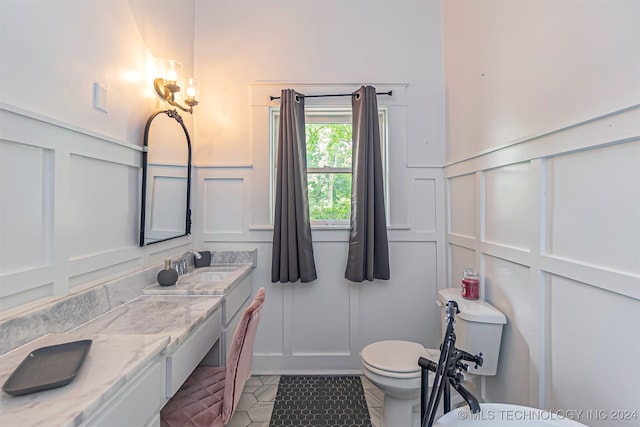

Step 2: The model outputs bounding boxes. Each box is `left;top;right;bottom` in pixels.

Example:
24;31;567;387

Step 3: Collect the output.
461;269;479;300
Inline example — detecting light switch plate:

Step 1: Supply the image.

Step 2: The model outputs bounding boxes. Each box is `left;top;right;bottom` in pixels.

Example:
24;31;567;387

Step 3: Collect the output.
93;82;107;113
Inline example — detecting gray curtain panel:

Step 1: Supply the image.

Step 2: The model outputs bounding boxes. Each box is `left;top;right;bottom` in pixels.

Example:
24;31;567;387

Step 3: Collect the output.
271;89;317;283
345;86;390;282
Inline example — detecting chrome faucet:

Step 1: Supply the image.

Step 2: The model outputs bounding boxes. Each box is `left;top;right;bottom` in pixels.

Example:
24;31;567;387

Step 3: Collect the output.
174;250;202;275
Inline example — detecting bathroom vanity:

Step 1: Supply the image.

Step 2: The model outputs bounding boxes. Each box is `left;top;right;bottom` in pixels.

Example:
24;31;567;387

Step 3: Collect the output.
0;260;255;427
143;263;254;366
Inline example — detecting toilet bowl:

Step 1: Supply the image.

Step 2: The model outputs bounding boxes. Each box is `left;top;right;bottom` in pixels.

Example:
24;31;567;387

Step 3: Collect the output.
362;341;467;427
361;288;506;427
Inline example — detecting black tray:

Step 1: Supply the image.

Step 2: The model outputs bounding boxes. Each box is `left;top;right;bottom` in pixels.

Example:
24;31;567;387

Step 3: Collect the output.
2;339;93;396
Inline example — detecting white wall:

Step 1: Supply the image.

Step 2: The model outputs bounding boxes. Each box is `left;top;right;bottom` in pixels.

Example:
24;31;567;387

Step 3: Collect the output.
0;0;197;312
192;0;448;372
443;0;640;424
443;0;640;163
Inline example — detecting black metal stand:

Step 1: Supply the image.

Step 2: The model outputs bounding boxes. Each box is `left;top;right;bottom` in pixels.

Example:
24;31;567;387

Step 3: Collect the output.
419;301;484;427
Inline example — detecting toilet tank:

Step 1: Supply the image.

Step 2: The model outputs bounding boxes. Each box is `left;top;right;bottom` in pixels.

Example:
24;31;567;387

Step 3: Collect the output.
437;288;506;376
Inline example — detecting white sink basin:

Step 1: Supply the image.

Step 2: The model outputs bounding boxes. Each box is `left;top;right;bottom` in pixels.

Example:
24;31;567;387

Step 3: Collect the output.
202;265;239;272
434;404;587;426
188;271;229;282
177;267;234;285
143;264;250;296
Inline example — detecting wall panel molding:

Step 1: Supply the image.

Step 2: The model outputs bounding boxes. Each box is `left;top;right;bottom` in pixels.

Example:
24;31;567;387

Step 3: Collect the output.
0;267;54;299
445;105;640;409
478;242;531;269
0;105;143;160
445;104;640;178
544;142;640;276
0;106;188;312
540;255;638;300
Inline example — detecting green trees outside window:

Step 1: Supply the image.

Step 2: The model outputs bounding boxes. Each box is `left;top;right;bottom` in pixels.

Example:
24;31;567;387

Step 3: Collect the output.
306;123;353;222
271;107;385;225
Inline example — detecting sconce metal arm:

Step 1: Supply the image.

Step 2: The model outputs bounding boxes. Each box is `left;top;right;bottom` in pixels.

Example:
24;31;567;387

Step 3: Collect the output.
154;78;194;114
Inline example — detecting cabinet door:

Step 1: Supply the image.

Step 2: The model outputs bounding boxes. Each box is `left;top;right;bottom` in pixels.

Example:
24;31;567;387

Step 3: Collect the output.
165;307;222;397
223;276;252;326
86;359;163;427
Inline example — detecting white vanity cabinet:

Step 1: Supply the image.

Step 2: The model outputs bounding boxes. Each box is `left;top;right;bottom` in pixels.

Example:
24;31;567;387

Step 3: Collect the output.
0;257;255;427
33;295;224;427
0;333;170;427
80;301;223;425
165;306;222;397
84;356;164;427
220;274;252;365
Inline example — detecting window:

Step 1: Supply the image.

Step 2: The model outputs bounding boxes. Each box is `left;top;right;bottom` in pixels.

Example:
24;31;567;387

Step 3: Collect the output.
271;107;387;226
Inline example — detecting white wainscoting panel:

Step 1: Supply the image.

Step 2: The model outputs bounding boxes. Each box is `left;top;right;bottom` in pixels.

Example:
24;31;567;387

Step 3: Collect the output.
290;243;351;356
203;177;245;234
358;241;441;349
449;244;476;288
69;155;139;257
224;240;442;373
545;142;640;275
0;140;51;273
249;241;285;356
446;106;640;412
413;178;437;232
0;281;54;312
0;106;193;312
547;274;640;426
484;255;538;407
484;162;532;250
448;173;476;238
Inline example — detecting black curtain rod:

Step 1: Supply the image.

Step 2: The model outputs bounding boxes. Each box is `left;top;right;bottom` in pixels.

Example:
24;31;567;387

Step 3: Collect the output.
269;90;392;101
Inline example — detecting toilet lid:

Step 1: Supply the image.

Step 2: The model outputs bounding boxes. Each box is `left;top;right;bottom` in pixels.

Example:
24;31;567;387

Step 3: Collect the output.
362;340;437;374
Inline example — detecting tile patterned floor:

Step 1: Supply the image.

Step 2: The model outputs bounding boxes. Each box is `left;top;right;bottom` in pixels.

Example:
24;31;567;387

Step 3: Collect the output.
227;375;384;427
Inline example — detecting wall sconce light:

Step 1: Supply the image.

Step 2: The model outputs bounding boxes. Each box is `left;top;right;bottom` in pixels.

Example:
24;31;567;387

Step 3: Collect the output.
153;59;200;114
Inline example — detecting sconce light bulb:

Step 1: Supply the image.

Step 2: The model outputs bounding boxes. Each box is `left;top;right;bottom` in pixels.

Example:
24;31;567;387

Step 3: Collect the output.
185;78;200;106
162;59;183;93
166;70;178;84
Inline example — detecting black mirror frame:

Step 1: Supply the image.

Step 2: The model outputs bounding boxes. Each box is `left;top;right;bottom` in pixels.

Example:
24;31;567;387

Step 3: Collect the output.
139;109;192;246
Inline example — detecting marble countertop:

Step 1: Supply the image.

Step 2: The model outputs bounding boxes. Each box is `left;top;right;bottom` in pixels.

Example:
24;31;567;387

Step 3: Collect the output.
0;296;223;427
143;263;253;297
70;295;222;353
0;333;169;427
0;254;254;427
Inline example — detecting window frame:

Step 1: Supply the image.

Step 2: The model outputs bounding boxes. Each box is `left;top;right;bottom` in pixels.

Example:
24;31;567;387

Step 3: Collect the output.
270;106;388;228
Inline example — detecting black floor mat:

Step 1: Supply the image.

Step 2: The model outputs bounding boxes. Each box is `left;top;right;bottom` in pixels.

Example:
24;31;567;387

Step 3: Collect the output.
269;375;372;427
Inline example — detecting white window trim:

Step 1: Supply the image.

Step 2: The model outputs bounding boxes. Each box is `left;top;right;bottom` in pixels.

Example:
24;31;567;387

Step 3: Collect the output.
269;106;389;228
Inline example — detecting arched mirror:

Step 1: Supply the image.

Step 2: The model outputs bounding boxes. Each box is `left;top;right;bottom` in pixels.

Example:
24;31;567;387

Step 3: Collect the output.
139;109;192;246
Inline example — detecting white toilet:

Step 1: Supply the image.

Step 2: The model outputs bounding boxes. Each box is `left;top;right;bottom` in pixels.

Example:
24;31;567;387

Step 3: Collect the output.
361;287;507;427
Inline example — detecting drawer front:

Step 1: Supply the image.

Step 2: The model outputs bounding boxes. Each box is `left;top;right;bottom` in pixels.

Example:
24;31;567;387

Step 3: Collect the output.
166;307;222;397
223;275;252;326
87;358;163;427
221;296;251;365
